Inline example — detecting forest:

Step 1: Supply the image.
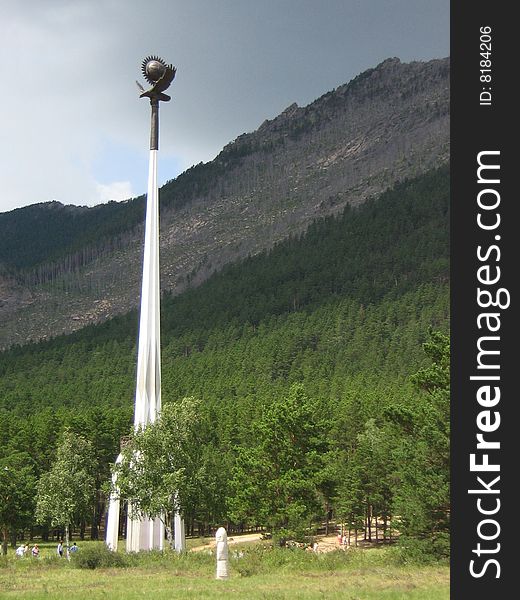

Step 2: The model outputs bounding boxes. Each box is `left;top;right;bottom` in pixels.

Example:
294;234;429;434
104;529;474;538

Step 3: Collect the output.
0;165;450;558
0;156;229;278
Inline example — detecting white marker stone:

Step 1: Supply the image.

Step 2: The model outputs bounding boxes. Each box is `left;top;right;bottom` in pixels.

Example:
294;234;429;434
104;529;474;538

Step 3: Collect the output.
215;527;229;579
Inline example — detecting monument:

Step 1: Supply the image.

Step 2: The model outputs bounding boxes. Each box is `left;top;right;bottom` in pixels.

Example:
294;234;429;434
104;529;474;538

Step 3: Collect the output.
215;527;230;579
106;55;185;552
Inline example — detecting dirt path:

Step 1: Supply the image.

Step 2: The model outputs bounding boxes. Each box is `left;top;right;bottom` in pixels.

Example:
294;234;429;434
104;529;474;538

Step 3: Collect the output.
190;533;263;552
190;532;392;553
190;532;362;553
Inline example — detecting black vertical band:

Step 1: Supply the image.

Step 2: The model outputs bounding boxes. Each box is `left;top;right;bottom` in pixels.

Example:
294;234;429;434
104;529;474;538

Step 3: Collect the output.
451;3;515;597
150;99;159;151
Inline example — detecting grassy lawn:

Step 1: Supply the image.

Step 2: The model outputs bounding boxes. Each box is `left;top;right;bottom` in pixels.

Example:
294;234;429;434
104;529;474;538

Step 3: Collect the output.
0;541;449;599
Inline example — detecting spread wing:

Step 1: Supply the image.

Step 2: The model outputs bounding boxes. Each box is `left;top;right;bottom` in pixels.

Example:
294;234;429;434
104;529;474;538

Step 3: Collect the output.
137;65;176;101
154;65;176;93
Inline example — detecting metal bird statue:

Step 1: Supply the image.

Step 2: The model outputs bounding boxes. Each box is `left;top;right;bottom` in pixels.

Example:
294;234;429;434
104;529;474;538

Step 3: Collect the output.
136;55;176;150
137;55;176;102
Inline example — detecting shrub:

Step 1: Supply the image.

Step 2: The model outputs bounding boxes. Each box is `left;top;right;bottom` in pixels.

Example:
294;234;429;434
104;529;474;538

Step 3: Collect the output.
396;534;450;564
231;545;268;577
231;543;355;577
72;543;127;569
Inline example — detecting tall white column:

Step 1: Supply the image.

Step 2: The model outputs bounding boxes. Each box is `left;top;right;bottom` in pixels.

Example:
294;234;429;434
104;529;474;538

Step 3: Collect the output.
134;149;161;430
106;61;184;551
174;508;186;552
126;148;165;552
105;453;123;551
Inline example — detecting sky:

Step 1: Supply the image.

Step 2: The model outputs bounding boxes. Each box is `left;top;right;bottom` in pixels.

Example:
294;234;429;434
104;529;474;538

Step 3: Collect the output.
0;0;449;214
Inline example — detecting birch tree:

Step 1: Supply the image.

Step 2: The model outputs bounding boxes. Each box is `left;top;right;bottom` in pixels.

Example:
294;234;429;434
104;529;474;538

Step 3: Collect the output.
35;430;96;550
113;397;203;547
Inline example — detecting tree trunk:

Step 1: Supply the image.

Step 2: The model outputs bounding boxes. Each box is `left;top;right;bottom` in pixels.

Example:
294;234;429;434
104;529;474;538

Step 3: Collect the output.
65;524;70;555
91;492;102;540
1;527;8;555
165;525;174;549
325;504;330;535
121;505;127;539
81;519;88;540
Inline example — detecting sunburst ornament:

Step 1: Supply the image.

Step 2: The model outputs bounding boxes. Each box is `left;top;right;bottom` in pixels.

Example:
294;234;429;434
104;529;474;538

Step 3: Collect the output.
142;55;168;84
137;55;176;103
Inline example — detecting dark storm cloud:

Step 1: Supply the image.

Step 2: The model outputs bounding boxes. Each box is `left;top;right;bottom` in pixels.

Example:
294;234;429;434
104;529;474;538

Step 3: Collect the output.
0;0;449;212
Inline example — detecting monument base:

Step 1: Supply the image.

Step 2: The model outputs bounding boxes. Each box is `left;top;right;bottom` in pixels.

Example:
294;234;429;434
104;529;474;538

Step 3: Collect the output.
126;510;164;552
174;510;186;552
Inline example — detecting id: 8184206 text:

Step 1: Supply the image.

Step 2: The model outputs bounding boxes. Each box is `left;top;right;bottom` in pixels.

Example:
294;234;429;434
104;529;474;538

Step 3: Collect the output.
480;26;492;106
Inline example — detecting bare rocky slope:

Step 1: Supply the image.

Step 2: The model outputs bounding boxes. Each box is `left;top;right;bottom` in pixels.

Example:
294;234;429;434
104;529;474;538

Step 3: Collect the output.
0;57;449;349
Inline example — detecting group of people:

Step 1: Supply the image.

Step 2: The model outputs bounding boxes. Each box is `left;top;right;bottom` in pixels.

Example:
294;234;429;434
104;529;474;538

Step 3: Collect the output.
15;540;78;559
57;540;79;559
15;543;40;558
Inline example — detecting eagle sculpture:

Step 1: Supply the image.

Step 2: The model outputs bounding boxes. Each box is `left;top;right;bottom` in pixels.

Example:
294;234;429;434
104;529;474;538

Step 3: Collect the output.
137;55;176;102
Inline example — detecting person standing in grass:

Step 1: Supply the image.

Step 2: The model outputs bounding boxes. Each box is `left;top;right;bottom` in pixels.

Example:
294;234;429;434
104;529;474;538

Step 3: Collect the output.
31;544;39;558
57;540;63;557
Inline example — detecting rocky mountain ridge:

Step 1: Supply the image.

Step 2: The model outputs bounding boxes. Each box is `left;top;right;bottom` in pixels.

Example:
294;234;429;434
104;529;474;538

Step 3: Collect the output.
0;57;449;350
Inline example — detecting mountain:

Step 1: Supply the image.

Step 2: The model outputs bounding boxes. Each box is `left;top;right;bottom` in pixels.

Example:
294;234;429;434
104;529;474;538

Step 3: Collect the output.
0;57;449;350
0;164;450;415
0;166;450;545
0;165;450;557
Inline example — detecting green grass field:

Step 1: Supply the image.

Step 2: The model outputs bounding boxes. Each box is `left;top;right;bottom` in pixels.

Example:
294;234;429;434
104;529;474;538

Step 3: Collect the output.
0;541;449;599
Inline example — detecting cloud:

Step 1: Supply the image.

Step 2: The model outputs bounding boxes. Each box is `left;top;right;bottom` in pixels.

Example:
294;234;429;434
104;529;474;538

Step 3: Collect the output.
95;181;135;205
0;0;449;214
